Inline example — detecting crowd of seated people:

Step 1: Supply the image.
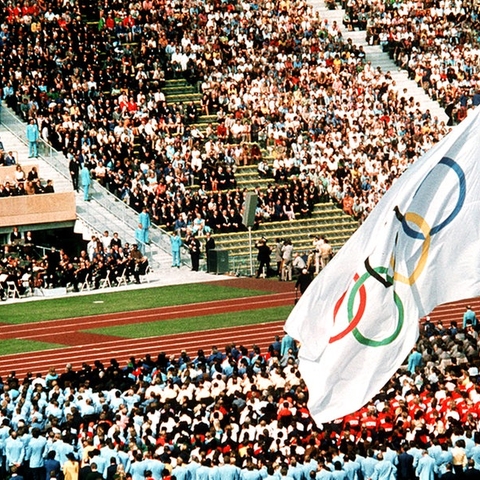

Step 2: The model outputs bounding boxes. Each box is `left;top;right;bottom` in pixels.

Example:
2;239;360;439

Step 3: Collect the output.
0;150;17;167
0;164;55;197
0;313;477;479
350;0;480;127
0;229;149;298
0;0;461;236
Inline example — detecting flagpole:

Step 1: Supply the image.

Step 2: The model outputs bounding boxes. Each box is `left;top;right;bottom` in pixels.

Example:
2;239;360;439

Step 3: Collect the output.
248;226;253;276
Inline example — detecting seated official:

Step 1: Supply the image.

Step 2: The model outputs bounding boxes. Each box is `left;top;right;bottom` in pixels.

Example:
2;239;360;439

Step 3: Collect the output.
128;244;149;284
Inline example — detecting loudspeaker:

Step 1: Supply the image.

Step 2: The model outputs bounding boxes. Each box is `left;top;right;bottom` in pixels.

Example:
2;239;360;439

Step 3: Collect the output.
242;193;258;227
207;250;230;274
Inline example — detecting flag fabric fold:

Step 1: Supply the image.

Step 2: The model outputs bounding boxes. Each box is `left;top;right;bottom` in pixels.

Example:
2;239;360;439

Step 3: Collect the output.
285;108;480;424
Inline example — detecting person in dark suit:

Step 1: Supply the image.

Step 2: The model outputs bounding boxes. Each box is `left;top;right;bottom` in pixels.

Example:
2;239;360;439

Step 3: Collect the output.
187;233;201;271
255;238;271;278
440;463;457;480
295;268;313;295
10;465;24;480
205;231;216;273
106;458;118;480
464;459;480;479
397;445;415;480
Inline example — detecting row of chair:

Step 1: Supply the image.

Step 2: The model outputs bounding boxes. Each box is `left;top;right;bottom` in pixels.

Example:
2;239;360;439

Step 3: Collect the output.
72;266;153;293
0;265;154;300
0;273;34;300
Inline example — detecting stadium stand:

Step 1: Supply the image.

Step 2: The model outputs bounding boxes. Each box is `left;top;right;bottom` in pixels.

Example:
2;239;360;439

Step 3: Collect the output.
2;0;480;476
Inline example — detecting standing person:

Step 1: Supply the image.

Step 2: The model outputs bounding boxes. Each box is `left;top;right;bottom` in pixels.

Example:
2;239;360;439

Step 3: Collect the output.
187;234;201;272
26;119;39;158
397;445;415;480
63;453;79;480
463;305;477;329
69;154;80;192
170;231;182;268
313;235;324;275
134;224;145;255
295;268;312;296
138;207;151;246
5;430;24;473
81;164;91;202
371;453;396;480
319;237;333;271
407;347;423;374
415;451;436;480
464;459;480;479
29;428;47;480
205;231;216;273
255;237;271;278
10;226;22;246
452;440;468;476
274;238;283;278
281;239;293;281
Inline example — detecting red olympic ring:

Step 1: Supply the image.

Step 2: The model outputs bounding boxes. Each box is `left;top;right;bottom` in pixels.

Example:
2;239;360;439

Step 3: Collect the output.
329;273;366;343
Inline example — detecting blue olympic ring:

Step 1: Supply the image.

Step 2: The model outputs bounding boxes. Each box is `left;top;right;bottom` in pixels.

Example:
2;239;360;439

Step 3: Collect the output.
401;157;466;240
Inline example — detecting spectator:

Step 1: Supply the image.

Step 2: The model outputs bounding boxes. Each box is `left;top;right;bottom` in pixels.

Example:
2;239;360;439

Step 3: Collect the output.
170;231;182;268
295;268;313;296
255;238;271;279
26;119;39;158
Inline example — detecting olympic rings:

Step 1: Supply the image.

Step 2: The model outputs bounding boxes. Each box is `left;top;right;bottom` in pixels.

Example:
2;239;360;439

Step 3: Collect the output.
330;157;464;347
329;274;366;343
330;268;404;347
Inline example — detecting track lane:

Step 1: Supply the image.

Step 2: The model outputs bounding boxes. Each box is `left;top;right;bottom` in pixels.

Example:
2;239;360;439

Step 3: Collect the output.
0;322;285;378
0;293;294;339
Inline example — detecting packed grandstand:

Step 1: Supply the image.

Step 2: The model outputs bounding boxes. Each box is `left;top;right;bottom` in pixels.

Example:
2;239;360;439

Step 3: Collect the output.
1;0;480;478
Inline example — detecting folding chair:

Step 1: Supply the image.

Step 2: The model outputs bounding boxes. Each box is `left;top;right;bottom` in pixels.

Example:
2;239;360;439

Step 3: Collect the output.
116;268;128;287
6;281;21;298
21;273;32;297
139;264;152;284
80;273;91;292
99;270;112;289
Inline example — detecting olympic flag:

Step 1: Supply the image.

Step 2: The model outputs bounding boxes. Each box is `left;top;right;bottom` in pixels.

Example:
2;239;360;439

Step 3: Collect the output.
285;108;480;424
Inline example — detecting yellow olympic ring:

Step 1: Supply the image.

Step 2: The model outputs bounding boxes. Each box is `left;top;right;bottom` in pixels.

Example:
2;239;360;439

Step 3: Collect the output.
390;211;431;286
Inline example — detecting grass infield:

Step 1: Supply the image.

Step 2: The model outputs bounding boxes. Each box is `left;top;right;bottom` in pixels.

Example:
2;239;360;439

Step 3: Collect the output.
0;339;66;355
0;283;270;324
84;306;294;338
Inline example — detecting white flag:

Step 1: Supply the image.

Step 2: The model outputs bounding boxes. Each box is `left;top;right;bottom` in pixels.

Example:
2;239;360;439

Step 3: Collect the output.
285;108;480;424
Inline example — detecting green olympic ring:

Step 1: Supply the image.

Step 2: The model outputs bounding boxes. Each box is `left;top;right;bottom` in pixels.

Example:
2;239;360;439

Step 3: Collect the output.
348;266;404;347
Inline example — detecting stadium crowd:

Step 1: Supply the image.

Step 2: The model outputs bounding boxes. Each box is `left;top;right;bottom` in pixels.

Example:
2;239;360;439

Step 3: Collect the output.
2;0;480;477
0;160;55;197
353;0;480;127
0;230;149;299
0;0;465;231
0;316;477;479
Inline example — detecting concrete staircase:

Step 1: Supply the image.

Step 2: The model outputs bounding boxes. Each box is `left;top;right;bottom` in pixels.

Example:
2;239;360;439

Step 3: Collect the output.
0;109;195;275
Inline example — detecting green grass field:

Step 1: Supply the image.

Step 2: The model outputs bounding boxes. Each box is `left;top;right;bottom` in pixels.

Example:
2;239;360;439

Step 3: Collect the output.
0;282;292;355
0;339;67;355
0;283;270;324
